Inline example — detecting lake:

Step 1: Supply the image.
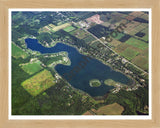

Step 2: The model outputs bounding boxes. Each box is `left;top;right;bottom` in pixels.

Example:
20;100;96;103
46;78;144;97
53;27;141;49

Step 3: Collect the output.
25;38;132;97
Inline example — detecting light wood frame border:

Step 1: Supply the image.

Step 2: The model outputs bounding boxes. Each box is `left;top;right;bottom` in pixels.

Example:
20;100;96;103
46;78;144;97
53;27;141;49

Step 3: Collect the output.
0;0;160;127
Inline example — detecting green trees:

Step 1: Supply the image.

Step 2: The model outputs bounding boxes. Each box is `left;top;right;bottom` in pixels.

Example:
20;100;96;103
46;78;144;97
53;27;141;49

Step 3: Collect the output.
37;33;52;44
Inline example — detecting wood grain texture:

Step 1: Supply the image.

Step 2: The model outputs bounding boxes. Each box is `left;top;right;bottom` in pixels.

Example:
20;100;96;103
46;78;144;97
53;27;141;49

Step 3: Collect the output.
0;0;160;128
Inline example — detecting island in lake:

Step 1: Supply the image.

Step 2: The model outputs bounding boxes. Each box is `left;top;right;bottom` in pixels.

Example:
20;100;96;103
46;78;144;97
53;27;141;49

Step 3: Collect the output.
89;79;101;87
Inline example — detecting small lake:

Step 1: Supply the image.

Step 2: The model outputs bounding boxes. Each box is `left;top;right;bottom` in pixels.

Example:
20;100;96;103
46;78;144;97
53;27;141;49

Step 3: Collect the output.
25;38;132;97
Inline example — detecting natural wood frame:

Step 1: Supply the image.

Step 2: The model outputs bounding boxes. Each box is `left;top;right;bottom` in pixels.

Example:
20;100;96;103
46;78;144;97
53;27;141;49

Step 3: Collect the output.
0;0;160;127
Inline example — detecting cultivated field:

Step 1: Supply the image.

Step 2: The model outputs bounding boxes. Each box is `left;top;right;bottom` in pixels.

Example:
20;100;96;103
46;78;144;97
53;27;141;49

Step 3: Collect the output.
132;54;148;71
70;28;89;39
82;35;96;44
120;47;139;61
20;60;43;75
52;23;71;32
63;25;76;32
114;35;148;71
83;103;124;115
12;43;28;59
39;23;71;33
125;37;148;50
96;103;124;115
21;69;55;96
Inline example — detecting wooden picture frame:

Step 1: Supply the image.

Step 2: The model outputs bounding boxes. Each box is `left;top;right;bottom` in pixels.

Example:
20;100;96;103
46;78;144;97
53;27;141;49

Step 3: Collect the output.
0;0;160;127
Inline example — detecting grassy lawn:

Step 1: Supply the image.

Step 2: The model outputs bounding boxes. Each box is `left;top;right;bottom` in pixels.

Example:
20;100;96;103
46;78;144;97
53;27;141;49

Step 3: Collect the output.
120;47;139;61
20;60;43;75
125;37;148;50
12;43;28;59
21;69;55;96
63;25;76;32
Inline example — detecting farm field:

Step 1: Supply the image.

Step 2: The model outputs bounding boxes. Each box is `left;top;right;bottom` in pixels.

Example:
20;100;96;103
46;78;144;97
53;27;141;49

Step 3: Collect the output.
125;37;148;50
63;25;76;32
96;103;124;115
108;38;122;47
39;23;71;33
82;35;96;44
12;43;28;59
114;36;148;71
52;23;71;32
120;47;139;61
135;28;149;42
21;69;55;96
69;28;89;39
20;59;43;75
83;103;124;115
132;55;148;71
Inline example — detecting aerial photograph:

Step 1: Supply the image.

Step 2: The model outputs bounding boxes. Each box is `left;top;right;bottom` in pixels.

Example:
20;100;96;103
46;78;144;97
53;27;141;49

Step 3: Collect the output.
11;10;149;116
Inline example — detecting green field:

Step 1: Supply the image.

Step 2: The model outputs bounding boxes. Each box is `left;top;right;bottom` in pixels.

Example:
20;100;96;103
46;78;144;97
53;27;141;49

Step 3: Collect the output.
83;35;96;44
125;37;148;50
89;79;101;87
12;43;28;59
120;47;139;61
109;39;122;47
140;28;149;42
63;26;76;32
70;29;89;39
96;103;124;115
132;55;148;71
20;60;43;75
83;103;124;115
45;56;63;66
114;33;125;40
21;69;55;96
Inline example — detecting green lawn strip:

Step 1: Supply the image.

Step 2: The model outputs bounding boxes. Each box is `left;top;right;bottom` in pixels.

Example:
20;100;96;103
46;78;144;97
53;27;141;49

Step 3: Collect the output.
21;61;43;75
125;37;148;50
12;43;28;59
120;47;139;61
63;26;76;32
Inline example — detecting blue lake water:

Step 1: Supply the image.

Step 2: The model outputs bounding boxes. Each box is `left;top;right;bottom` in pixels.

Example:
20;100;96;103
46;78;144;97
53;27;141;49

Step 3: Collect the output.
25;38;132;97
